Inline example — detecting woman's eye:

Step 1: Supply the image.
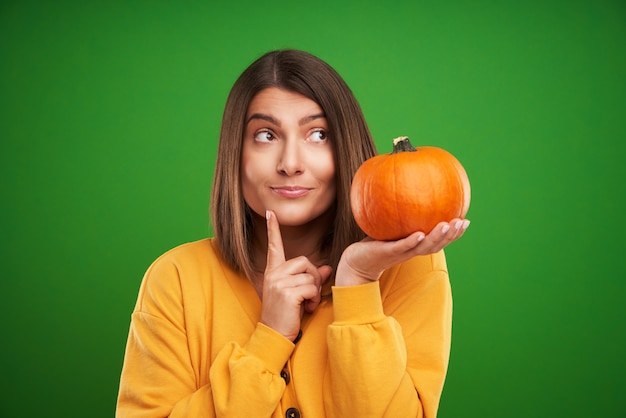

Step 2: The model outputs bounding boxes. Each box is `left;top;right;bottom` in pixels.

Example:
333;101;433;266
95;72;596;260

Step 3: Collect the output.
253;131;275;143
309;130;328;143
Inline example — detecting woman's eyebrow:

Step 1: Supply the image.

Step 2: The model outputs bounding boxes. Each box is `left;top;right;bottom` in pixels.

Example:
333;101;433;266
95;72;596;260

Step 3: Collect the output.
246;113;280;126
245;112;326;127
299;113;326;125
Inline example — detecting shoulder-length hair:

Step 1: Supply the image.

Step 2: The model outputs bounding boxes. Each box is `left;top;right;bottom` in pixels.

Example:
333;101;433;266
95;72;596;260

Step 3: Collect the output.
210;49;377;281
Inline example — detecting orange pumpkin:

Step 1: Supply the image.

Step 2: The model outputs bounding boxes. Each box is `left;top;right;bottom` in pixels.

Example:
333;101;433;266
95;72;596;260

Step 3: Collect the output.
350;136;470;241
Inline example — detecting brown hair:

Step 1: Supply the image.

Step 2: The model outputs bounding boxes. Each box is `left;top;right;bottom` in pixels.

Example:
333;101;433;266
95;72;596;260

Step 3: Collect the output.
210;49;377;281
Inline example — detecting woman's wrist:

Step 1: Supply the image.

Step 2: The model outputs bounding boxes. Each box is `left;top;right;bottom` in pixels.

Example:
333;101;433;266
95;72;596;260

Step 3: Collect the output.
333;264;381;287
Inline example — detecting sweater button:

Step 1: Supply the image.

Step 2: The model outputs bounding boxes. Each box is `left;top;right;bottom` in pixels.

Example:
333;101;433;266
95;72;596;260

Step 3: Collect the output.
286;408;300;418
280;368;290;385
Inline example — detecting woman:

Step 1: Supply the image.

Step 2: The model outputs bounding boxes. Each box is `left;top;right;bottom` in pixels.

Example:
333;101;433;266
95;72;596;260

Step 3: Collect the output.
116;49;469;417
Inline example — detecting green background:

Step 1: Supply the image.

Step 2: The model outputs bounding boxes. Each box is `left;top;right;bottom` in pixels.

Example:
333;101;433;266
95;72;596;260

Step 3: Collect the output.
2;1;625;417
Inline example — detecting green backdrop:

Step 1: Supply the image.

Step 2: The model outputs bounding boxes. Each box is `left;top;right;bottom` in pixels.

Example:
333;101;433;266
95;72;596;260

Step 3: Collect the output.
2;1;625;417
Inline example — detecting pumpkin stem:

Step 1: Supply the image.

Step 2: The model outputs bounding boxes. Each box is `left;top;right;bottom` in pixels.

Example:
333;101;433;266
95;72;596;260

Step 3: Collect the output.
392;136;417;153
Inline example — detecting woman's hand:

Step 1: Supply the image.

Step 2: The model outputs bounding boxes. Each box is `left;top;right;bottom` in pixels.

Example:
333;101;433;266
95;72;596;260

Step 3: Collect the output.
260;210;332;341
335;218;470;287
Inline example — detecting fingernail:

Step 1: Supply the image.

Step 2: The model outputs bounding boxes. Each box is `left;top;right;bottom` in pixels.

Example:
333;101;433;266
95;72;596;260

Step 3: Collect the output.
454;220;463;230
441;224;450;234
462;220;470;230
266;210;271;221
417;233;425;242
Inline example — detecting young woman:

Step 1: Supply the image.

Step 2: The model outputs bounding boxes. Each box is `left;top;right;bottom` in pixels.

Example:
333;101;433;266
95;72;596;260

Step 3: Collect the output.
116;49;469;418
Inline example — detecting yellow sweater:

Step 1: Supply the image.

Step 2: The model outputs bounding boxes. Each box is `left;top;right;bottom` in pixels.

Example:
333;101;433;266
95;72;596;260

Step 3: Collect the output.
116;238;452;417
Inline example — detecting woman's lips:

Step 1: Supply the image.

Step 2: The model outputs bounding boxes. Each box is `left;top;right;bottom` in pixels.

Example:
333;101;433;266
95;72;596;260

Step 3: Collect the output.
271;186;312;198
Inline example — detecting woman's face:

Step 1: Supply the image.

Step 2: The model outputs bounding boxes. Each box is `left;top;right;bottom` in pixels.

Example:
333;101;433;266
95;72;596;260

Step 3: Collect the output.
241;87;336;227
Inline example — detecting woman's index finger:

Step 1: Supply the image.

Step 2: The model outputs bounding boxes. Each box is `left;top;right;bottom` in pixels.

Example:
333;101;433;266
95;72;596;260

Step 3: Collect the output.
265;210;286;270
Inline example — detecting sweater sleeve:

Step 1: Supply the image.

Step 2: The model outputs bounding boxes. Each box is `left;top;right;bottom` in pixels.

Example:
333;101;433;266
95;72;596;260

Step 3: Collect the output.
209;322;294;417
324;252;452;418
115;250;294;418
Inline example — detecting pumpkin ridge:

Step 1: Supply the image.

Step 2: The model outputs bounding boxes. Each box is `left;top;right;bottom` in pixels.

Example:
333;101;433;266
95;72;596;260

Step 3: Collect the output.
447;157;463;217
391;154;404;240
363;172;376;238
440;149;470;218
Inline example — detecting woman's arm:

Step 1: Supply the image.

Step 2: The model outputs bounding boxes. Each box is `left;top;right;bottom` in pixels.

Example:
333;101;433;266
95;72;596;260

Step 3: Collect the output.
323;221;464;417
324;254;452;417
116;251;292;418
209;323;294;417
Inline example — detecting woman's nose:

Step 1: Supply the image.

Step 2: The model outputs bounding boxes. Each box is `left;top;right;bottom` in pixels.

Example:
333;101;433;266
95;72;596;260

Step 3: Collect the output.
277;140;304;175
